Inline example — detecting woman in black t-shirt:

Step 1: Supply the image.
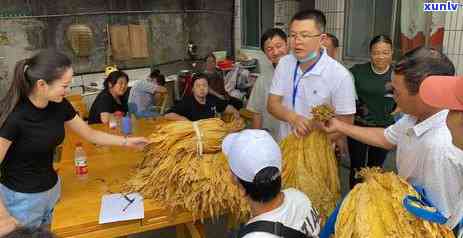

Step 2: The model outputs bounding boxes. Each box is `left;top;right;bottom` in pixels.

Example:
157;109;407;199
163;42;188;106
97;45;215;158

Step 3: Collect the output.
165;73;240;121
0;50;148;231
88;71;129;124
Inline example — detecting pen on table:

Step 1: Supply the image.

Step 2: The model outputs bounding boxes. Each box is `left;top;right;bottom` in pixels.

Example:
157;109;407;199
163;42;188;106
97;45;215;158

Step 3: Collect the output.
122;199;135;212
122;194;134;203
122;194;135;212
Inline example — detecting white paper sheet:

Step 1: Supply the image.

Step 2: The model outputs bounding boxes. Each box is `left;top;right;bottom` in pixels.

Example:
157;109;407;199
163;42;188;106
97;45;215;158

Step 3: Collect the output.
99;193;144;224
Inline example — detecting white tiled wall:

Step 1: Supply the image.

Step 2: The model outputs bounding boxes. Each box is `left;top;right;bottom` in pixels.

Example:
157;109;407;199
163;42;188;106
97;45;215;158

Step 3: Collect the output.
443;9;463;75
274;0;300;33
316;0;346;61
234;0;242;52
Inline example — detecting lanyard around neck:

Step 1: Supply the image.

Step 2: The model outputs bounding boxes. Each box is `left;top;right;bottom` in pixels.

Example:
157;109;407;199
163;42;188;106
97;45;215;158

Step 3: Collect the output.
292;52;322;109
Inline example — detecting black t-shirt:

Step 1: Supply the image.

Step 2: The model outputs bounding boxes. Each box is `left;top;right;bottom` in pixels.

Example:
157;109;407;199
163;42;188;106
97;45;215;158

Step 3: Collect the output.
168;95;228;121
0;97;76;193
88;89;128;124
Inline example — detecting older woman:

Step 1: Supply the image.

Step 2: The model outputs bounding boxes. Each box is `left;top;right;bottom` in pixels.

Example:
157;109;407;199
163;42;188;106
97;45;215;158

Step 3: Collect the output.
165;73;239;121
348;35;396;187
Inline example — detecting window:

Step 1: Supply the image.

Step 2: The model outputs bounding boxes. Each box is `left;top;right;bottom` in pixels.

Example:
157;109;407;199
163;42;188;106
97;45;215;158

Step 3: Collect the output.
343;0;400;61
241;0;274;49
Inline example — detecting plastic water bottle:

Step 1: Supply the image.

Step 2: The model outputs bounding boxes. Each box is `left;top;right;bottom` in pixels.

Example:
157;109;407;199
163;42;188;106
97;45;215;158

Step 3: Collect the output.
122;115;132;135
74;143;88;179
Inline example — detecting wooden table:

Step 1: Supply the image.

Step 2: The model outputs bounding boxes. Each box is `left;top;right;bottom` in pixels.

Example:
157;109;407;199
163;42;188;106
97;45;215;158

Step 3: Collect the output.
51;119;205;238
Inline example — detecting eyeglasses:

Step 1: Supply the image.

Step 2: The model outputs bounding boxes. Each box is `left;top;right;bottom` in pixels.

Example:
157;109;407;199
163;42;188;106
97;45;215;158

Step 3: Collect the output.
371;51;393;56
289;32;321;41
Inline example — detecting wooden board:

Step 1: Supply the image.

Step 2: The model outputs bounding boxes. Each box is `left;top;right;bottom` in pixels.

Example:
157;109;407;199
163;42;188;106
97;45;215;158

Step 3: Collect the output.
129;24;149;58
109;25;131;61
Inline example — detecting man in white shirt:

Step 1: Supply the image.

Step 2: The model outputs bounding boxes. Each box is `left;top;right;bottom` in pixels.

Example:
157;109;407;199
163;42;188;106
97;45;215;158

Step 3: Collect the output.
222;129;320;238
321;47;462;232
267;9;356;141
247;28;289;140
420;75;463;237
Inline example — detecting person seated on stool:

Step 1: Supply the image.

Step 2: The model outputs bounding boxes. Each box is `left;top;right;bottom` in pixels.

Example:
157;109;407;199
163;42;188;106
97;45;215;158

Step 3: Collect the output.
88;71;130;124
164;73;240;121
128;69;167;118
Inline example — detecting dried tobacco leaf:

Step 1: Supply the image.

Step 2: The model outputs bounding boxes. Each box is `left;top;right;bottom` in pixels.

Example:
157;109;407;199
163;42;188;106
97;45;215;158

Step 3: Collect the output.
335;168;455;238
124;118;250;221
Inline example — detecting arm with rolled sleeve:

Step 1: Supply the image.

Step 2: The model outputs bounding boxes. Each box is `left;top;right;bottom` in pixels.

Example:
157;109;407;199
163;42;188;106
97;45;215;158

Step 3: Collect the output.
326;69;356;141
268;62;288;98
267;61;298;123
332;70;356;116
383;116;410;146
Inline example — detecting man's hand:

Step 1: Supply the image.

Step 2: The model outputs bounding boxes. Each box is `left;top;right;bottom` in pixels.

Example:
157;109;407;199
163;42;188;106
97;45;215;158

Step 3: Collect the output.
225;105;240;120
327;132;344;141
321;117;343;134
289;113;314;137
231;108;240;120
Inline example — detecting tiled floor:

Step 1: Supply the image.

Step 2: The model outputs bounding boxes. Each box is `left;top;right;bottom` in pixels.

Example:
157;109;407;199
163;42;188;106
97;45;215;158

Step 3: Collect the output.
127;150;397;238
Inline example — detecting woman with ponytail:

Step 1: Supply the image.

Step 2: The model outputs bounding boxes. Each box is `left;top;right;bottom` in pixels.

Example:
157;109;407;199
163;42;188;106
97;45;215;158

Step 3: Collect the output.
0;50;148;230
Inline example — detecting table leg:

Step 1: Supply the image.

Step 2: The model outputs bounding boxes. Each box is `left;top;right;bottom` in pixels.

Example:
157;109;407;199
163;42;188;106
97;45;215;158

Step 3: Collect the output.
195;222;206;237
176;224;187;238
186;222;205;238
226;213;241;231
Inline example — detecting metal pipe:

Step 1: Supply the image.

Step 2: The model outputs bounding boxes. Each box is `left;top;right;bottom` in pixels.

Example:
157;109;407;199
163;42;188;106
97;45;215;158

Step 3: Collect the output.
73;59;185;76
390;0;398;47
0;9;232;20
231;0;235;58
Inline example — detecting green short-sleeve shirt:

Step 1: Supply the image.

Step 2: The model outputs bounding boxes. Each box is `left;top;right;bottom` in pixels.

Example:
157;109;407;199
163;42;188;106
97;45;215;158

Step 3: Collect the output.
350;62;395;126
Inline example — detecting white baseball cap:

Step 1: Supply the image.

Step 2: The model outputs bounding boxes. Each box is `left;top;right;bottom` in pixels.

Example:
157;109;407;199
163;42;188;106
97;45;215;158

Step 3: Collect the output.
222;129;282;183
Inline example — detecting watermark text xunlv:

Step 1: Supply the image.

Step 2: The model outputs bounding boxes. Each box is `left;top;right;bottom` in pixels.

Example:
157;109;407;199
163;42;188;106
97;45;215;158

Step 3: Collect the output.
424;1;463;12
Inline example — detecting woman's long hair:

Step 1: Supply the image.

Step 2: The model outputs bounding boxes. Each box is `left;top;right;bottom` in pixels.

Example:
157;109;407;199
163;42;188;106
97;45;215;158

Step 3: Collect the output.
0;50;71;127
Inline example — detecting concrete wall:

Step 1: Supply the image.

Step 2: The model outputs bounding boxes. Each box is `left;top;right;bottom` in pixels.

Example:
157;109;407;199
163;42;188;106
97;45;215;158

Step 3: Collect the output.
0;0;233;96
0;19;46;95
187;0;234;58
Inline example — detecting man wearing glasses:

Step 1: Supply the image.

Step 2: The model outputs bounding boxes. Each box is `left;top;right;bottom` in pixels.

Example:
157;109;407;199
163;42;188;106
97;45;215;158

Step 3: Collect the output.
267;9;356;141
